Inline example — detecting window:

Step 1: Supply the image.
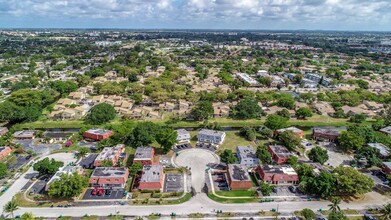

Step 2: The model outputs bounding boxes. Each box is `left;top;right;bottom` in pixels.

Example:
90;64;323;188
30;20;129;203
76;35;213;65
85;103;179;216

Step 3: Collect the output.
115;179;119;182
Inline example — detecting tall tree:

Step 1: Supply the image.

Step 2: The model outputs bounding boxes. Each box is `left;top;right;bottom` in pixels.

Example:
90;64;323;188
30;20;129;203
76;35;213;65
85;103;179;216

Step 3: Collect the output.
307;171;336;198
328;197;341;212
296;107;313;119
278;131;301;151
33;158;64;176
130;122;160;147
190;100;213;121
256;144;272;164
265;114;288;130
85;103;116;125
156;127;178;153
3;199;18;218
308;146;329;165
48;173;88;198
231;98;262;119
338;131;365;152
220;149;237;163
333;166;374;196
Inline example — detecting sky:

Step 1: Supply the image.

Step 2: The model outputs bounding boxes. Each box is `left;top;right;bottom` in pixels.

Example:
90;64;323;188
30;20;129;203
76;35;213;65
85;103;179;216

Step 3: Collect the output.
0;0;390;31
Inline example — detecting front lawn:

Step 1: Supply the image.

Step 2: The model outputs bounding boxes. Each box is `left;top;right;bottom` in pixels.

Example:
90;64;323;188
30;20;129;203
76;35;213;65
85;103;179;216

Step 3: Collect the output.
208;192;259;203
215;190;258;197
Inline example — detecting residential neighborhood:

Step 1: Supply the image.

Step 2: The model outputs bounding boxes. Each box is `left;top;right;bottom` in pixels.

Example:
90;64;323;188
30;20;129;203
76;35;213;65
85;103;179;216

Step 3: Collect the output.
0;29;390;219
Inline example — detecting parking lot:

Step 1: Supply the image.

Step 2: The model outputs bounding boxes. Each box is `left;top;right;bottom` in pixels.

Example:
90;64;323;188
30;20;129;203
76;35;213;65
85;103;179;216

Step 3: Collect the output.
195;143;217;152
7;154;32;170
211;172;229;191
324;146;353;168
82;188;125;200
163;174;183;192
269;186;303;197
159;155;172;167
30;179;48;195
173;143;192;152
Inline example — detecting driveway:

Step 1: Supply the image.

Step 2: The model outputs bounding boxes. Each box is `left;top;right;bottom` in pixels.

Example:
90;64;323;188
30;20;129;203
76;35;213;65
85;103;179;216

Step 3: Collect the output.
174;148;219;193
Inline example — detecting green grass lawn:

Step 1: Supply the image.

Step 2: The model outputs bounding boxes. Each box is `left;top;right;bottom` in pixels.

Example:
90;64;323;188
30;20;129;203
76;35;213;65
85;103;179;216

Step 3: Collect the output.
208;192;259;203
215;190;258;197
219;131;256;151
19;114;362;130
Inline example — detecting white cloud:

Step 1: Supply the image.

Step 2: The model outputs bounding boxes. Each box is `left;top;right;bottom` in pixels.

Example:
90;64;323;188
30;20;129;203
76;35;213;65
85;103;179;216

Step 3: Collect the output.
0;0;389;29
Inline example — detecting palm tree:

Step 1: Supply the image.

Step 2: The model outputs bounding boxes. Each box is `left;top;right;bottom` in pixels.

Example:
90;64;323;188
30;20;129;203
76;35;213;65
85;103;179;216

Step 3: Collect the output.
381;203;391;220
328;197;341;213
3;199;18;218
21;212;35;220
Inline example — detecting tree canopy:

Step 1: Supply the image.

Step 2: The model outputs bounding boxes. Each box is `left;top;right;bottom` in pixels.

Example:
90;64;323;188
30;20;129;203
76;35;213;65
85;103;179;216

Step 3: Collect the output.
190;100;213;121
0;162;7;179
33;158;64;176
265;114;288;130
231;98;262;120
156;127;178;153
220;149;237;163
338;131;365;152
332;166;374;196
85;103;116;124
308;146;329;165
48;172;88;198
256;144;272;164
278;130;301;151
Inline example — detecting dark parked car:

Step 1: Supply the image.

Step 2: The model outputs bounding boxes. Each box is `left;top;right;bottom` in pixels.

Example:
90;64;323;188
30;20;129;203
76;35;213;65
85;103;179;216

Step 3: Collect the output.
288;186;296;193
105;189;112;195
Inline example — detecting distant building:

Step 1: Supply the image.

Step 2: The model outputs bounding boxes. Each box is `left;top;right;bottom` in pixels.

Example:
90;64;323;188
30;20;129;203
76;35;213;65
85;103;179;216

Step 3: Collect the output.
94;144;125;167
176;129;191;143
268;145;291;164
13;130;35;140
275;127;304;138
368;143;389;158
236;73;259;87
197;129;226;145
257;164;298;185
89;167;129;188
380;126;391;137
304;73;331;87
226;164;252;190
236;146;259;168
133;147;155;165
0;127;8;137
83;128;113;141
44;131;73;143
139;165;164;191
312;127;342;142
0;146;11;159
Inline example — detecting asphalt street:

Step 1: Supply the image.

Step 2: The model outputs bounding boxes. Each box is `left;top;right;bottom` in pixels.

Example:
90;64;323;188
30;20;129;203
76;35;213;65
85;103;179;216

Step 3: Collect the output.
14;193;388;218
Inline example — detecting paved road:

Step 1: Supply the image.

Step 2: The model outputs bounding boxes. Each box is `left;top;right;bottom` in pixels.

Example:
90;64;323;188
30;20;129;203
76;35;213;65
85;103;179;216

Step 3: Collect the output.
14;193;387;218
0;153;76;215
174;148;219;193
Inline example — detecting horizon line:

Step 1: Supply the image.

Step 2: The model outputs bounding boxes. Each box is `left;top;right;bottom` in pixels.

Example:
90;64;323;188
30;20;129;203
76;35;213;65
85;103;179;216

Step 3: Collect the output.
0;27;390;33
